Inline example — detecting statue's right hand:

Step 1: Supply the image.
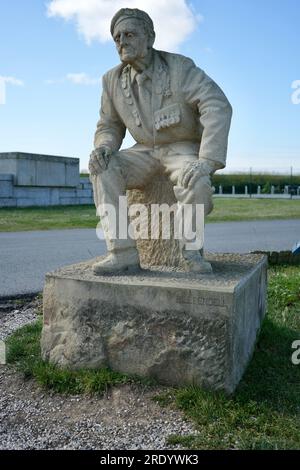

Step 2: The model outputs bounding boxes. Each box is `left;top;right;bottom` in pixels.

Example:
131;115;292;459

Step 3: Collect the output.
89;146;112;176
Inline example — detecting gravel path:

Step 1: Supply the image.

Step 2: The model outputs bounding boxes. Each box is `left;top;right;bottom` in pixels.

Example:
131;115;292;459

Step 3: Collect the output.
0;298;196;450
0;296;41;340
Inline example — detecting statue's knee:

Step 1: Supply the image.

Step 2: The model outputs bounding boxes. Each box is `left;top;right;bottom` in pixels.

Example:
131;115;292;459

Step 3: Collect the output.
189;179;214;215
102;155;123;177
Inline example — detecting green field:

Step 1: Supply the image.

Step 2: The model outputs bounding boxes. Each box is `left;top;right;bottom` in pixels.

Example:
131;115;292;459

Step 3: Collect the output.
0;198;299;232
208;198;300;223
6;265;300;449
0;205;98;232
212;172;300;194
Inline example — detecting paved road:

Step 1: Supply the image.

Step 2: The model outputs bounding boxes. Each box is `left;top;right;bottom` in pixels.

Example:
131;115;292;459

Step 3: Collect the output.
0;219;299;298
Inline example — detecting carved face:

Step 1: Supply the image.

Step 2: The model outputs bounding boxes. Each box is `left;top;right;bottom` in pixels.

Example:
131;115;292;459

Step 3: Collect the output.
112;18;153;65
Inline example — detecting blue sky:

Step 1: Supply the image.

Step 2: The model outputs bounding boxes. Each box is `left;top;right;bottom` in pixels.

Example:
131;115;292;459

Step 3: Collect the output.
0;0;299;172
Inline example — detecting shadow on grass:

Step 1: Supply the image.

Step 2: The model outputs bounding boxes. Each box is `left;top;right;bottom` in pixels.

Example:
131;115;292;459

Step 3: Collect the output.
236;316;300;412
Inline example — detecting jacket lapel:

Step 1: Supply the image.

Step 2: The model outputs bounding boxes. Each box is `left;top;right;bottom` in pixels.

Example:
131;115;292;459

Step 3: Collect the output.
152;50;172;112
118;50;172;128
119;65;141;127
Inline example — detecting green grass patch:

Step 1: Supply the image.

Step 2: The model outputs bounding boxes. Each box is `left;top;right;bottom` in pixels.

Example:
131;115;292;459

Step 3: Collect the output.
0;205;98;232
207;198;300;223
154;265;300;449
6;319;155;394
0;199;299;232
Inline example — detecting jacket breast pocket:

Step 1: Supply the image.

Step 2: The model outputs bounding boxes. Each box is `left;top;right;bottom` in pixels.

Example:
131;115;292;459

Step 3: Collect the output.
154;103;181;131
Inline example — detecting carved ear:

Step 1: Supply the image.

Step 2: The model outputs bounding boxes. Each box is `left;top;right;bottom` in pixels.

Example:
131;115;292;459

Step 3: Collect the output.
148;32;155;49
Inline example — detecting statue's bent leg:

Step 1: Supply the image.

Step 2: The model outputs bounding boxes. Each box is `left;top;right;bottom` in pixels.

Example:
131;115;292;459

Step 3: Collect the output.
90;145;160;273
162;146;213;273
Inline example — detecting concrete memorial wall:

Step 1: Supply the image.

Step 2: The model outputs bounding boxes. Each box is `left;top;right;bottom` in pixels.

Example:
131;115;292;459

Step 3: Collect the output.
0;152;93;207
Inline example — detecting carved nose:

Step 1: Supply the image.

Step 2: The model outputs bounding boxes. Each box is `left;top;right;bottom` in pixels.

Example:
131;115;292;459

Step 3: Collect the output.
119;34;127;46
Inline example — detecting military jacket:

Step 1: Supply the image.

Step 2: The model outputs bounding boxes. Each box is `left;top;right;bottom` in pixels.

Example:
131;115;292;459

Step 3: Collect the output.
94;49;232;169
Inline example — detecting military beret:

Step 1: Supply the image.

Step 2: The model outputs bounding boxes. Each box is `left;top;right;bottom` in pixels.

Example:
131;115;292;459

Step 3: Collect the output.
110;8;154;36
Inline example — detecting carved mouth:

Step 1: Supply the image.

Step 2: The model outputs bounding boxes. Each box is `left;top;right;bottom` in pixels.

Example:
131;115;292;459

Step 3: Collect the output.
120;47;133;54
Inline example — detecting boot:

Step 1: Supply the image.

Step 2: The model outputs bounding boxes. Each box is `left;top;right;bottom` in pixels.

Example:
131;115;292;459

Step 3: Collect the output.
93;247;140;275
182;249;212;273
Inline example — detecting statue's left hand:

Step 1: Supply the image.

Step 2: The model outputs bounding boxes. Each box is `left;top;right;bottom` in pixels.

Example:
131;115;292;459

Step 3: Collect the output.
179;159;216;188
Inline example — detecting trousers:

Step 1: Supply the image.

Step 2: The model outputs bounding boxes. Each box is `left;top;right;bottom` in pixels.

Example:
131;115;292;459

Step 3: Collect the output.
90;141;214;252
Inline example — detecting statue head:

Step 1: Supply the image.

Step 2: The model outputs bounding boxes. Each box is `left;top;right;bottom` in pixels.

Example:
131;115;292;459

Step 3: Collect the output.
110;8;156;67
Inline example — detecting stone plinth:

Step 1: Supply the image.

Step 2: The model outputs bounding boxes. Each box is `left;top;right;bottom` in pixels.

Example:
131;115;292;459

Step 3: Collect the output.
0;152;79;187
41;253;267;394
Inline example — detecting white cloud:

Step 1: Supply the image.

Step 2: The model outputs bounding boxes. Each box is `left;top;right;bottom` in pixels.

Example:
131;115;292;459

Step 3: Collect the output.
45;78;64;84
46;0;202;51
46;73;100;85
0;76;24;86
66;73;100;85
0;76;24;105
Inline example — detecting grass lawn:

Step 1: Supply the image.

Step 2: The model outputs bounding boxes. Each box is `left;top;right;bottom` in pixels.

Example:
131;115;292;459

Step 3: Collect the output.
0;205;98;232
6;265;300;449
208;198;300;223
0;198;299;232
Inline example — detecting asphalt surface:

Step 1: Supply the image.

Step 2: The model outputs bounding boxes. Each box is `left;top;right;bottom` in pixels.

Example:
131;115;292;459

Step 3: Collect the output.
0;219;299;298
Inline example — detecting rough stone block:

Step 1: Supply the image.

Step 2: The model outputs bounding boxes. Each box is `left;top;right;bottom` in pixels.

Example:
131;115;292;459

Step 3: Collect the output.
41;253;267;393
127;175;184;267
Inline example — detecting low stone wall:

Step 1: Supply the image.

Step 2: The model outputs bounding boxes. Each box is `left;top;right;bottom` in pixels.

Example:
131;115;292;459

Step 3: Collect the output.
0;152;94;207
0;174;94;207
0;152;79;187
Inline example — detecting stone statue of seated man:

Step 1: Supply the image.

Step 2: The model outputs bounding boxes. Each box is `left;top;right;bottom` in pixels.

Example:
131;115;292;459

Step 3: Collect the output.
89;7;232;274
